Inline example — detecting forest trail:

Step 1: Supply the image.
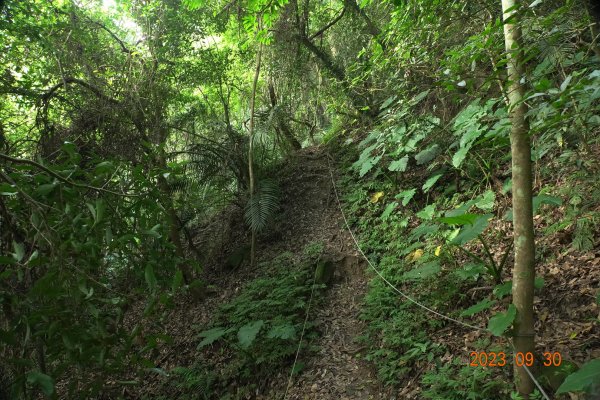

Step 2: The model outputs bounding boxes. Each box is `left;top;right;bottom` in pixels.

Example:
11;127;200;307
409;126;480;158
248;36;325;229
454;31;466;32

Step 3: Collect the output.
137;146;385;399
259;146;383;399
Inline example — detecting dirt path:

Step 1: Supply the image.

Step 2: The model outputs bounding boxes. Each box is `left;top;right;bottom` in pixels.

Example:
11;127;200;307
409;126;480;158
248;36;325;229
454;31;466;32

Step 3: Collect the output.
258;147;383;399
133;146;384;399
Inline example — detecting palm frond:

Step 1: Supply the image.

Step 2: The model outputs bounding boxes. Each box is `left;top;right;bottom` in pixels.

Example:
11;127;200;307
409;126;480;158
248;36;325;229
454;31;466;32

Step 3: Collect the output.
244;179;280;233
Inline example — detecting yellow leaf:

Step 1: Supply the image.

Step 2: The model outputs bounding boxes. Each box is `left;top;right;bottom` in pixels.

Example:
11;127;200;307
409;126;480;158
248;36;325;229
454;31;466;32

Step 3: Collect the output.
434;246;442;257
411;249;424;261
370;191;385;203
569;332;577;339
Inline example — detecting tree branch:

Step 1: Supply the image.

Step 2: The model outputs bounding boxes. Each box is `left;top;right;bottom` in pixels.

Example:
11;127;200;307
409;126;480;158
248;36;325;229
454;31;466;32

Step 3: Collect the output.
309;7;346;40
0;153;138;197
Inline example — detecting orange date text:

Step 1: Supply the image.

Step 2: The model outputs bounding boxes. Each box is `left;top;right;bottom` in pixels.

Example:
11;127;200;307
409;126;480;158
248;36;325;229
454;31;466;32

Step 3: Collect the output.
468;352;562;367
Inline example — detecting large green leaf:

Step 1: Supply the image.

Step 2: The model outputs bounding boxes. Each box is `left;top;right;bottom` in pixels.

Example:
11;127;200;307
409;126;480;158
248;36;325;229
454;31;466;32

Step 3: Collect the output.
487;304;516;336
422;173;443;193
452;145;471;168
475;190;496;211
0;183;17;196
460;299;496;317
36;183;57;196
416;204;436;220
237;320;264;349
389;156;409;172
451;214;492;245
26;371;54;396
402;261;440;281
359;154;382;177
532;194;562;214
415;144;440;165
557;359;600;394
438;213;479;226
395;188;416;206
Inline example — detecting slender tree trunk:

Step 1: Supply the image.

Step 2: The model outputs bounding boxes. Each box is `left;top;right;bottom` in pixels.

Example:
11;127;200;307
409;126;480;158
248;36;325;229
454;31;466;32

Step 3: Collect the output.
501;0;536;396
248;42;263;268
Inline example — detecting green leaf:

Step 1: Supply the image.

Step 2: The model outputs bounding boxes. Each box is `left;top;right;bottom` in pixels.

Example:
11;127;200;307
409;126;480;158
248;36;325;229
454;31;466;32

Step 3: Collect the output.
143;224;162;238
494;281;512;299
422;173;443;193
197;327;230;348
380;95;397;109
487;304;517;336
557;359;600;394
0;256;16;265
381;202;398;221
359;154;382;177
171;270;184;292
237;320;264;349
534;277;545;289
460;299;496;317
451;214;492;245
416;204;436;220
560;75;572;92
94;161;114;174
409;89;430;105
402;261;440;281
95;199;105;224
409;223;439;240
532;194;562;214
26;371;54;396
0;183;17;196
145;265;157;292
452;146;471;168
475;190;496;211
395;189;416;206
36;183;57;196
266;324;296;340
439;213;479;226
13;241;25;262
389;156;409;172
415;144;440;165
454;263;486;281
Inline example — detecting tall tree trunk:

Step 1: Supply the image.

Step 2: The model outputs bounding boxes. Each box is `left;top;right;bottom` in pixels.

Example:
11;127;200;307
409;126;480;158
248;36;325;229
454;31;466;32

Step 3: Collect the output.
248;42;263;268
501;0;536;397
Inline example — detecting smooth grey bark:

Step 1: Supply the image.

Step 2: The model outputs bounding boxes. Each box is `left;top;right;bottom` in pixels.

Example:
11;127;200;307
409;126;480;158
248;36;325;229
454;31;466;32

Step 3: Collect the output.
501;0;536;396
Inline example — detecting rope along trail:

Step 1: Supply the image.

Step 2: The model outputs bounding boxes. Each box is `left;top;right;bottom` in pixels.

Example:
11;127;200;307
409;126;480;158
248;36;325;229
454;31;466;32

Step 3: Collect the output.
281;153;551;400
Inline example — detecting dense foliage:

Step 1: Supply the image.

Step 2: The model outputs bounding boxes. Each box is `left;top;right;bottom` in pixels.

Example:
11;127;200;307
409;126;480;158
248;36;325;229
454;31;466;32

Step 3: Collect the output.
1;0;599;398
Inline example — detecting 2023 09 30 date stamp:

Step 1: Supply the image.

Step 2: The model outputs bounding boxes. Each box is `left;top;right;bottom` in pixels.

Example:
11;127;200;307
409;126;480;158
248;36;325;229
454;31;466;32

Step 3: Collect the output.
469;351;562;367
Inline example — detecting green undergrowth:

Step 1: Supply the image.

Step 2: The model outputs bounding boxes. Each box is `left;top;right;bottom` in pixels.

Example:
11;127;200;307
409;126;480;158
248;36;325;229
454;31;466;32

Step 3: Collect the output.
154;243;325;399
333;128;599;398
